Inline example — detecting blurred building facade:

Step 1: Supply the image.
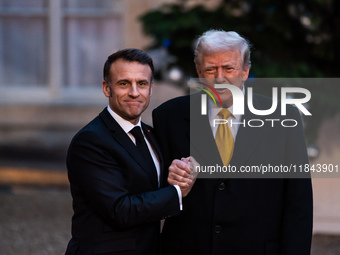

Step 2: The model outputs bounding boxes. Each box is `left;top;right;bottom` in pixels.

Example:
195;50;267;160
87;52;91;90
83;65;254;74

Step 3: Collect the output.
0;0;339;236
0;0;221;151
0;0;182;153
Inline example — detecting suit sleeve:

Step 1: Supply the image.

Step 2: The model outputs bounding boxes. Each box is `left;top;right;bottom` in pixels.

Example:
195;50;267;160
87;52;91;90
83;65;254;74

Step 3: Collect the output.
67;129;180;230
280;106;313;255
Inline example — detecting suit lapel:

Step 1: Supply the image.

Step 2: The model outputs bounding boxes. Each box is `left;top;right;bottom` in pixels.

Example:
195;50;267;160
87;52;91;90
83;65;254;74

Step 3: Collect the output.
230;93;267;167
142;123;164;187
99;109;158;189
189;93;223;169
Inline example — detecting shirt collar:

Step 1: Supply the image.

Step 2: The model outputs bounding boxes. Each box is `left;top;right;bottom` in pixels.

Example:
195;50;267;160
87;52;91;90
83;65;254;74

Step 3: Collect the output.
107;105;141;134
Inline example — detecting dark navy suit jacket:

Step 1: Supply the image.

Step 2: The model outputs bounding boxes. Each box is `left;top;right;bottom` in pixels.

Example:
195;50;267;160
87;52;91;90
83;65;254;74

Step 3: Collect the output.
65;108;180;255
153;92;313;255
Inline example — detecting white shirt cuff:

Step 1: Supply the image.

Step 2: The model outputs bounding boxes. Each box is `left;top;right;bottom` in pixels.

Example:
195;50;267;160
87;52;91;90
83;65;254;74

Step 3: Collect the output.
174;185;183;211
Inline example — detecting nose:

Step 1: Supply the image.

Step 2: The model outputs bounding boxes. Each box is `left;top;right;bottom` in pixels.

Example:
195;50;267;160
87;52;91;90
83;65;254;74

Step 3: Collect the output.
129;84;140;97
215;68;226;84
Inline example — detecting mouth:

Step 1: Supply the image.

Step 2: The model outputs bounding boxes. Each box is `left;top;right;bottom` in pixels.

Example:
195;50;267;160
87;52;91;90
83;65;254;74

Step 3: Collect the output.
215;88;229;93
125;100;142;105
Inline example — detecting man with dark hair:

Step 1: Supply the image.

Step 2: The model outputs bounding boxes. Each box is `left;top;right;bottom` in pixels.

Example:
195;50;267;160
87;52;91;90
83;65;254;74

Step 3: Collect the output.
65;48;185;255
153;30;313;255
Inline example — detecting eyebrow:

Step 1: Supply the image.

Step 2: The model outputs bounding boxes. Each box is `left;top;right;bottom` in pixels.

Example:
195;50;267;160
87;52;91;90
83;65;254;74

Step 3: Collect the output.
116;79;150;84
204;63;237;68
137;79;150;83
116;79;129;83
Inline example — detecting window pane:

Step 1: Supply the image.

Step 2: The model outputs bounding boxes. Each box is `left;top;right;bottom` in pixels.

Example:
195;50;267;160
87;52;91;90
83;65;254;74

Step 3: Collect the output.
0;16;48;87
63;17;123;88
0;0;46;8
64;0;118;9
0;0;47;87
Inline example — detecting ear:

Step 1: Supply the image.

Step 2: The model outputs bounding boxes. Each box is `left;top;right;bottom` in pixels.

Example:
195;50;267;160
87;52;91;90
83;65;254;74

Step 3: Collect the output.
196;65;203;78
149;82;154;96
242;68;250;82
102;81;111;97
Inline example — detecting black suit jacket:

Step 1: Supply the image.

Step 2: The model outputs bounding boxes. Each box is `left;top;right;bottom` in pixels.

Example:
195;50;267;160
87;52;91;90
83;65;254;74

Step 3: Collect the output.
152;92;313;255
65;108;180;255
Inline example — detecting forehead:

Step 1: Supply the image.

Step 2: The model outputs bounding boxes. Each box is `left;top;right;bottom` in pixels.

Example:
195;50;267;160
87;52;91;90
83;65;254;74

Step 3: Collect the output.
109;59;152;80
201;50;242;66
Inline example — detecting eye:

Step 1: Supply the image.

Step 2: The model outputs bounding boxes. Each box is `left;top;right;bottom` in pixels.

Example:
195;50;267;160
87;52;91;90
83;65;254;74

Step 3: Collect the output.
119;82;128;86
205;68;216;73
139;81;149;86
224;67;234;72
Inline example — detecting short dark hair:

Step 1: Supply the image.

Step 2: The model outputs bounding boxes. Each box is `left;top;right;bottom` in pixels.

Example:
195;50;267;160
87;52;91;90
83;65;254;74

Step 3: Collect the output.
103;48;154;83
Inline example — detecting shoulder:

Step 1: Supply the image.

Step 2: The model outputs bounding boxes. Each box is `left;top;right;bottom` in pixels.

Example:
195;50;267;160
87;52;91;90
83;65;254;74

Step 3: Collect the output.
70;114;108;146
153;95;190;115
252;93;276;110
252;93;300;118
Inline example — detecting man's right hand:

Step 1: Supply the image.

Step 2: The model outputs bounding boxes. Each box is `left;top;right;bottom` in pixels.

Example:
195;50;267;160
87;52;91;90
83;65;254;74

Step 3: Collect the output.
168;157;198;197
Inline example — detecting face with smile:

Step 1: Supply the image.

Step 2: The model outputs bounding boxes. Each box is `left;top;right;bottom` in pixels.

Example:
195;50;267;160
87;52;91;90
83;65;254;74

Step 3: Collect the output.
196;50;249;108
102;59;153;125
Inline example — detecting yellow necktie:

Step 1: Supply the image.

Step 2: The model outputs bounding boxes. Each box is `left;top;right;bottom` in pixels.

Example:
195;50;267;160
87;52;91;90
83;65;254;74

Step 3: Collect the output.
215;109;234;166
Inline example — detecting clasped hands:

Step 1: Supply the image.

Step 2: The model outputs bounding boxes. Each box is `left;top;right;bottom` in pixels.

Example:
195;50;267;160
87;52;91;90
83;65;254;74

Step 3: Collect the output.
168;156;199;197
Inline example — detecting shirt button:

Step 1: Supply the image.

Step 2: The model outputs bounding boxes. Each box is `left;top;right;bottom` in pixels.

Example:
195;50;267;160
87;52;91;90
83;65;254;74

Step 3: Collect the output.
218;182;225;190
215;225;222;234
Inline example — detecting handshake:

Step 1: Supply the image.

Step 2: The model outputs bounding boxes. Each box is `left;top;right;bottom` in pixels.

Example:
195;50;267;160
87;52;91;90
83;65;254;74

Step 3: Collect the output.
168;156;200;197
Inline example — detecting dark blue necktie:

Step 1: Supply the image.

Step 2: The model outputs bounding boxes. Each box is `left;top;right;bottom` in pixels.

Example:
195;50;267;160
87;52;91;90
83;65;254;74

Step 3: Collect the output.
130;126;157;182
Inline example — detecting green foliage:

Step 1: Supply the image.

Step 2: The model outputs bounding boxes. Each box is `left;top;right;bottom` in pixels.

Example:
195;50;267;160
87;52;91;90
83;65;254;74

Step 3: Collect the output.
140;0;340;143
